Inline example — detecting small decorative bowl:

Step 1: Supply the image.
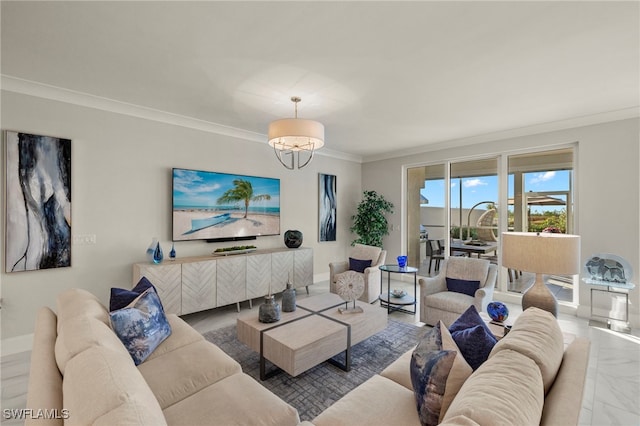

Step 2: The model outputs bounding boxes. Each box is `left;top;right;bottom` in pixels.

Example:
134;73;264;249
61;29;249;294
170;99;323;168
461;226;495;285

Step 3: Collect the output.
391;289;406;298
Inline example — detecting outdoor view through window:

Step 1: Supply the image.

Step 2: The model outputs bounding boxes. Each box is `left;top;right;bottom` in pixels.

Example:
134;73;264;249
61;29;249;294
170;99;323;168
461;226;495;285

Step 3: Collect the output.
407;147;575;303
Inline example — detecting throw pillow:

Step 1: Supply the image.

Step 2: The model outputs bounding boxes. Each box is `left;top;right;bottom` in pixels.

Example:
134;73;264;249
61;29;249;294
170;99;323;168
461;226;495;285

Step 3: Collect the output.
349;257;372;273
445;277;480;297
410;321;473;426
449;305;497;371
109;287;172;365
109;276;159;312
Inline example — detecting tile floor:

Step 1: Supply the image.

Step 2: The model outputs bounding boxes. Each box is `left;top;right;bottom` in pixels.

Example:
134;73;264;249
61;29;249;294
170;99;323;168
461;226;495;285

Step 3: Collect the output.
2;279;639;425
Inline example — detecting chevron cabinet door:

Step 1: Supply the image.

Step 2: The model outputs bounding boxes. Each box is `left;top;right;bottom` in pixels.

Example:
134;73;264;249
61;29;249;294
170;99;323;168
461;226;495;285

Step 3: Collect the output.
133;248;312;316
246;254;271;299
133;263;182;315
293;248;313;289
271;251;294;293
217;256;247;307
182;260;216;315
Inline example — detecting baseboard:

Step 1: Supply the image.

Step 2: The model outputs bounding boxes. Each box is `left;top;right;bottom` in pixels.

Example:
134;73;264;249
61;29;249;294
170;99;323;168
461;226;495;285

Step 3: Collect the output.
1;333;33;356
314;272;330;283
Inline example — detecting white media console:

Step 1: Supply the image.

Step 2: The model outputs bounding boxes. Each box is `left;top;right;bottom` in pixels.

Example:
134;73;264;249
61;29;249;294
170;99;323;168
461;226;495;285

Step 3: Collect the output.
133;247;313;316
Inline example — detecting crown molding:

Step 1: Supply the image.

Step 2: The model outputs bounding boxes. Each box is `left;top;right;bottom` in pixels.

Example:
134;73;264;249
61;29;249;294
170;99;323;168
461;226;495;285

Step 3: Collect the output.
362;106;640;163
1;75;363;164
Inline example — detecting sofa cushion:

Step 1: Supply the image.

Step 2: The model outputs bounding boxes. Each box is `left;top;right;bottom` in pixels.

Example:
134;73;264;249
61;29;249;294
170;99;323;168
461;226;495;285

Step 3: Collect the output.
63;346;167;425
109;287;172;365
162;373;299;426
442;349;544;426
410;322;473;425
138;339;242;409
446;277;480;297
540;337;591;426
143;314;204;362
423;292;475;312
449;305;497;370
313;375;419;426
56;288;109;332
489;307;564;394
349;257;372;273
55;312;128;374
109;276;159;311
380;346;414;390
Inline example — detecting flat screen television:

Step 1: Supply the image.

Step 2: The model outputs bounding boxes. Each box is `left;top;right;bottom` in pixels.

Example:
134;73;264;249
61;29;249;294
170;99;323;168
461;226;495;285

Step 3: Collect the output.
172;168;280;242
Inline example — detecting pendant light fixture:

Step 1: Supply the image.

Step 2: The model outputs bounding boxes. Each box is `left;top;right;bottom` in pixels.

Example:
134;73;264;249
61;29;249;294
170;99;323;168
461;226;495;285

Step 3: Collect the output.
268;96;325;170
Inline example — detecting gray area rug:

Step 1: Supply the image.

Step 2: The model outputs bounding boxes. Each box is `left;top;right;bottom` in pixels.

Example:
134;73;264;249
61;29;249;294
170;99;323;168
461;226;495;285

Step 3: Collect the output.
203;319;424;421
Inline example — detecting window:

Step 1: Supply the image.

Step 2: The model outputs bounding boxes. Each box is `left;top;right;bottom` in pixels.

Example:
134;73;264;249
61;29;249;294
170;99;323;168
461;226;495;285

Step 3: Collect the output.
406;146;576;304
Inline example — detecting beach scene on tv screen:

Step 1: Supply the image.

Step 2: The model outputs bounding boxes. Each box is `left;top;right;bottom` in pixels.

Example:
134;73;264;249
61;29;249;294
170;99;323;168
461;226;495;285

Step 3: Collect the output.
173;169;280;241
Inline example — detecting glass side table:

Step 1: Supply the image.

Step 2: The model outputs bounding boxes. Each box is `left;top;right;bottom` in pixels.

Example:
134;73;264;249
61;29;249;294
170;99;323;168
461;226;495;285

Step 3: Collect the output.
587;280;635;333
378;265;418;315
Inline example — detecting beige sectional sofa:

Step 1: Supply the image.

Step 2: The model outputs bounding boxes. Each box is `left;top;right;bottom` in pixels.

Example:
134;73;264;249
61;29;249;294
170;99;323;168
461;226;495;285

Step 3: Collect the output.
26;288;590;426
313;307;591;426
25;288;300;426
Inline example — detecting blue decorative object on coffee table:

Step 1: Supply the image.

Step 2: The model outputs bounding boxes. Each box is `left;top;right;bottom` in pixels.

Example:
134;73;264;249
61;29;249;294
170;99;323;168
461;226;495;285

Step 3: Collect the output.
397;255;407;268
487;301;509;323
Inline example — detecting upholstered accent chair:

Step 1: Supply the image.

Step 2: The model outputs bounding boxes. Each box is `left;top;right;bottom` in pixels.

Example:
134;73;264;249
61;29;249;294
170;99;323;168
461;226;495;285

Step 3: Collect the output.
329;244;387;303
419;256;497;327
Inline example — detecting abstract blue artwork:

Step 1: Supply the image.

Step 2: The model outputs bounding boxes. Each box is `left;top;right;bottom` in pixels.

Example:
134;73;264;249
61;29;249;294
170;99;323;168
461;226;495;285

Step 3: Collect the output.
319;173;337;241
5;131;71;272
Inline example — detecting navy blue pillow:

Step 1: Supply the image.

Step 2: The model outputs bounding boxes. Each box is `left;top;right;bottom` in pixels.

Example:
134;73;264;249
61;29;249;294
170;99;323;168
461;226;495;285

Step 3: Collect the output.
109;277;160;312
446;277;480;297
450;325;496;370
349;257;372;273
449;305;497;370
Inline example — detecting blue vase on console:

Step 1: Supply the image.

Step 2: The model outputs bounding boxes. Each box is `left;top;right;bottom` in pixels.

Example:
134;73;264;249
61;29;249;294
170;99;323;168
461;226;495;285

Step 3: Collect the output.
146;238;159;263
153;242;164;264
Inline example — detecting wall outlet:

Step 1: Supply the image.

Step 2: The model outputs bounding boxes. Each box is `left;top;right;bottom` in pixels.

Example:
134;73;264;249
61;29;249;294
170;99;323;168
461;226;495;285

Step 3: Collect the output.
74;234;96;245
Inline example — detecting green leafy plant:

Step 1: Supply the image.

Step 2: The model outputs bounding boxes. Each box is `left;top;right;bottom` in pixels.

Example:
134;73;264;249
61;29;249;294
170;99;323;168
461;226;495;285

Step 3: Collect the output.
350;190;394;248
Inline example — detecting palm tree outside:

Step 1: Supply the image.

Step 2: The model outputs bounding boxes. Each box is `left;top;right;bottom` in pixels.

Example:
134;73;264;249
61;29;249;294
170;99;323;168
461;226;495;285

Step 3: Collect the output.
216;179;271;218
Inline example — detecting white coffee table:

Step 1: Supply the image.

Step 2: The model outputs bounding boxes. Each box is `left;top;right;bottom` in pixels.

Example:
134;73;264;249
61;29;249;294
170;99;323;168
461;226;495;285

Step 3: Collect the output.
237;293;387;380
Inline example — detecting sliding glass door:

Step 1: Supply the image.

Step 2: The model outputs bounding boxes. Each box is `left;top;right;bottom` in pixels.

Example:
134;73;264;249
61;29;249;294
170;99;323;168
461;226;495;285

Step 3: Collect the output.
406;146;576;304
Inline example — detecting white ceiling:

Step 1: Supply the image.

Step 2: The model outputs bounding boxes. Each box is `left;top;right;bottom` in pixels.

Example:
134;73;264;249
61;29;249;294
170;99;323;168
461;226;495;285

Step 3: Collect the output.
2;1;638;161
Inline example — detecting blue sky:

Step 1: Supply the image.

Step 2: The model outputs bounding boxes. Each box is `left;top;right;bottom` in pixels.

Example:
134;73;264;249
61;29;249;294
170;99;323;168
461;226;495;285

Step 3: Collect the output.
421;170;571;212
173;169;280;208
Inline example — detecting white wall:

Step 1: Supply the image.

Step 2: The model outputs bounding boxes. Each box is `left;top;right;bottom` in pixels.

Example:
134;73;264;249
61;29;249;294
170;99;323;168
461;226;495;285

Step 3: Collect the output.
0;91;362;341
363;118;640;327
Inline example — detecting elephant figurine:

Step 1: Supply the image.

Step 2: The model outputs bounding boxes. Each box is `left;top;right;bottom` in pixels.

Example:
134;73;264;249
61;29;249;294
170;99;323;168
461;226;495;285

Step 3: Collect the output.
585;256;626;283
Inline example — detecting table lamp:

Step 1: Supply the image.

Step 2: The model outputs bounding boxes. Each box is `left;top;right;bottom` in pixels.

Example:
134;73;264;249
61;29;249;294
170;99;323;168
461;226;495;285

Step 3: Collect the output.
502;232;580;317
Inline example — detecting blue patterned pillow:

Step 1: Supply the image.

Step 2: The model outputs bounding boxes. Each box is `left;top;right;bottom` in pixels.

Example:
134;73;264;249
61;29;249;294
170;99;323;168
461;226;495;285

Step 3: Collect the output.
445;277;480;297
449;305;497;370
109;276;160;312
349;257;372;273
410;322;473;426
109;287;172;365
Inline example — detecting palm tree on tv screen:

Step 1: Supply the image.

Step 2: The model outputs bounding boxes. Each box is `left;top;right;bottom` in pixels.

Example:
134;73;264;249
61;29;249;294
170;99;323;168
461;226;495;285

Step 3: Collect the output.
216;179;271;218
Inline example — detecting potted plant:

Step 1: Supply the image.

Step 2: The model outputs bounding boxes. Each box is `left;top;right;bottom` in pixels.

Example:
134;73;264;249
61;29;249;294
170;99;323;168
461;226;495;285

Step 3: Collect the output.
350;190;394;248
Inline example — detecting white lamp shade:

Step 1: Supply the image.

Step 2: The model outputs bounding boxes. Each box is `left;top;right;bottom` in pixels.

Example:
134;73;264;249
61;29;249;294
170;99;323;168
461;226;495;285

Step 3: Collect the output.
502;232;581;275
268;118;324;151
